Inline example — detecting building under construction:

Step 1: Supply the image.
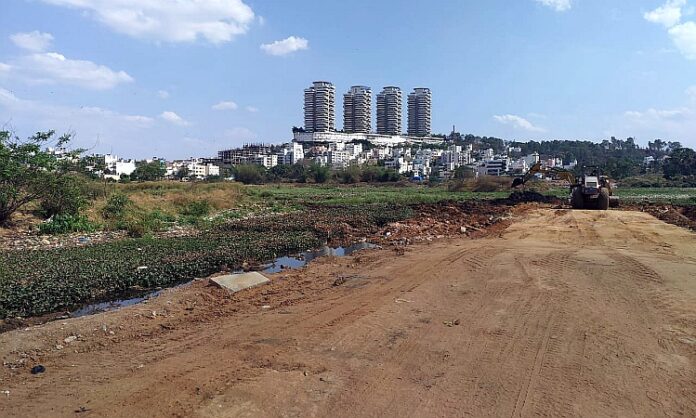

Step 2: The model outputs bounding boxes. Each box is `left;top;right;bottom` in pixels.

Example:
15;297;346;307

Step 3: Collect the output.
218;143;281;166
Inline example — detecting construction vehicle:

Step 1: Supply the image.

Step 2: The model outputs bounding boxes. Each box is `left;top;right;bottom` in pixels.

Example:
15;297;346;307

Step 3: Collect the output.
512;162;619;210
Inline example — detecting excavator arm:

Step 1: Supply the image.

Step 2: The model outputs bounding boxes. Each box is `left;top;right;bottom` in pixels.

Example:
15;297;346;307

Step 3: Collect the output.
512;162;575;188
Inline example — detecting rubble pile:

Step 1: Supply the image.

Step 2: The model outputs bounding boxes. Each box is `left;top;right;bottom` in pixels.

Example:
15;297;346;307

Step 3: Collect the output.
379;201;513;244
505;191;562;205
636;204;696;231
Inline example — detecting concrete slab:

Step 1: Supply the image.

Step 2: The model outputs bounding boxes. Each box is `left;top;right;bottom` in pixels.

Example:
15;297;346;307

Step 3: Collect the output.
211;272;270;293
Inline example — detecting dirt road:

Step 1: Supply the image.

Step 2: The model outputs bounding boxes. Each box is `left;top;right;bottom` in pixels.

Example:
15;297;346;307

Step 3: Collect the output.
2;209;696;417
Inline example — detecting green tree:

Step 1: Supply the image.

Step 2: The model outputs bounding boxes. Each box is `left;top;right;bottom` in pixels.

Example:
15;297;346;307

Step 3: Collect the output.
0;130;80;225
39;173;89;218
308;163;330;183
337;166;361;184
173;166;189;180
234;164;265;184
132;161;166;181
664;148;696;179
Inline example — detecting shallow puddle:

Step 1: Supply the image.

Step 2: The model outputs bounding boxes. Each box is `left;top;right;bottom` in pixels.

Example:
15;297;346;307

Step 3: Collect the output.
70;242;377;317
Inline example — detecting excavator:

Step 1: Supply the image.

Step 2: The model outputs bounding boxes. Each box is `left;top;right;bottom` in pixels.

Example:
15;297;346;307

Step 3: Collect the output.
512;162;619;210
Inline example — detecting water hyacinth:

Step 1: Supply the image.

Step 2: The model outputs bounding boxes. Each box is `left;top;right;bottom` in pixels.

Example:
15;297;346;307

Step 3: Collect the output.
0;204;413;318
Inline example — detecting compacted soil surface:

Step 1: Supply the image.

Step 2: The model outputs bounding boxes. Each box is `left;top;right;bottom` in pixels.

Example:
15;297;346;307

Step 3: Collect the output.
1;209;696;417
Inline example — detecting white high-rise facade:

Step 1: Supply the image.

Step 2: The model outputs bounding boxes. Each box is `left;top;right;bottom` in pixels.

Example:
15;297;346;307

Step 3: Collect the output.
343;86;372;133
376;86;402;136
304;81;335;132
407;88;432;137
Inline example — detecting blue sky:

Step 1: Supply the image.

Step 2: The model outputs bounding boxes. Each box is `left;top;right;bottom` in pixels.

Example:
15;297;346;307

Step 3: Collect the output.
1;0;695;158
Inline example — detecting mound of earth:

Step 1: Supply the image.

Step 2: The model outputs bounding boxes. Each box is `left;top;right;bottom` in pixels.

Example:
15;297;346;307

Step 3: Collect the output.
505;191;561;204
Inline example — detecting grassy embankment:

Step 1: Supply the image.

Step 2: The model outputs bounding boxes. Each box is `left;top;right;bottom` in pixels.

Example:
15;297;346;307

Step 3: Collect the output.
543;185;696;206
3;180;696;320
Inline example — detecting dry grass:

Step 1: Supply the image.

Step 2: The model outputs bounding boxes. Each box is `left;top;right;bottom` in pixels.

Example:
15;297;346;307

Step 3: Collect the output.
448;176;513;192
86;181;245;223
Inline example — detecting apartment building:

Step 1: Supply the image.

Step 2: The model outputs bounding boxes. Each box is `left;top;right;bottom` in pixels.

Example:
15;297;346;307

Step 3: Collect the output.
407;88;432;137
376;86;402;135
343;86;372;133
304;81;336;132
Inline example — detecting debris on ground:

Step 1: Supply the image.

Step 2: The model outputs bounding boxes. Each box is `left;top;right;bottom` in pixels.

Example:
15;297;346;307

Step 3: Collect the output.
505;191;562;204
30;365;45;374
635;204;696;231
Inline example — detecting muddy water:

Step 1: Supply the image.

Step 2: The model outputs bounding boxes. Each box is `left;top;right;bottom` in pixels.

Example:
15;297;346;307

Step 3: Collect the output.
70;242;377;317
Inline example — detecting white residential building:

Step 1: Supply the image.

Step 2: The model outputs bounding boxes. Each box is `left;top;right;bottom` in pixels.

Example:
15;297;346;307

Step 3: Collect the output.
187;160;220;179
478;157;510;176
328;150;351;168
114;160;136;177
385;157;412;174
253;154;278;168
522;152;540;167
292;142;304;164
344;143;363;157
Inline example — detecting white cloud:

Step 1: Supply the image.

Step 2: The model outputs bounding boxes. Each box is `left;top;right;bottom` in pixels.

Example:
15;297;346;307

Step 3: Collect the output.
615;106;695;144
260;36;309;56
610;86;696;146
644;0;696;60
212;101;238;111
687;85;696;100
668;21;696;59
493;114;546;132
159;111;190;126
0;88;20;105
245;106;258;112
157;89;170;99
10;31;54;52
644;0;686;28
535;0;572;12
223;127;256;140
0;63;10;73
624;107;691;120
0;87;155;154
0;87;153;127
3;52;133;90
39;0;255;44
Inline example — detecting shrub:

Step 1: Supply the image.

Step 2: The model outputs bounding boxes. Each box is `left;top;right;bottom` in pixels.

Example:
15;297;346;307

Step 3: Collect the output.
309;164;330;183
473;176;508;192
39;214;98;235
39;174;89;218
337;166;361;184
179;200;212;217
102;193;131;219
234;165;265;185
116;211;164;237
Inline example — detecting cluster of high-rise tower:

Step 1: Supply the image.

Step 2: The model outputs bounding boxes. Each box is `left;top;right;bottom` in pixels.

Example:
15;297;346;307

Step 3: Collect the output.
303;81;432;137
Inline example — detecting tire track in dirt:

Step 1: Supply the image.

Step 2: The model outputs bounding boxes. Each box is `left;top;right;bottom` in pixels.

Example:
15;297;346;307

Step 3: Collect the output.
2;209;696;417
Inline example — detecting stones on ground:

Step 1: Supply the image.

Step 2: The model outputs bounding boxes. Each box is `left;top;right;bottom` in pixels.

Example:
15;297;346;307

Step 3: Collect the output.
211;272;270;293
64;335;77;344
30;365;45;374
